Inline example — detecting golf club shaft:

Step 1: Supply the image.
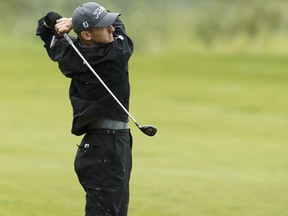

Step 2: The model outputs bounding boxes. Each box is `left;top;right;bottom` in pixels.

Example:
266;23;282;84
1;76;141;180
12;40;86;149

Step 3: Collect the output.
63;33;139;126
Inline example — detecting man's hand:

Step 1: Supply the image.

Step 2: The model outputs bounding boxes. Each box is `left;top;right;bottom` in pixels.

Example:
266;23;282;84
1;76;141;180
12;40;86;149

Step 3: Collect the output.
44;12;62;29
54;18;73;36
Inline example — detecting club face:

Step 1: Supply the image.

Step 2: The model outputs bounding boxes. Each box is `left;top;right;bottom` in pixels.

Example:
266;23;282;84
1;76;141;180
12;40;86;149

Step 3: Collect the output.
139;125;157;136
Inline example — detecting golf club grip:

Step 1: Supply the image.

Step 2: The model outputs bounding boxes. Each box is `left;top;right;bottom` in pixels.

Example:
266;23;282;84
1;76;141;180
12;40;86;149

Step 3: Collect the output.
63;33;73;45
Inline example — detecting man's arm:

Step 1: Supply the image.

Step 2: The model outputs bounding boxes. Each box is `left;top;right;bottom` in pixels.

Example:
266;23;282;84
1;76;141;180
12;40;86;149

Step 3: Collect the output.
113;16;127;36
36;12;73;40
36;12;62;42
36;17;55;43
36;13;74;61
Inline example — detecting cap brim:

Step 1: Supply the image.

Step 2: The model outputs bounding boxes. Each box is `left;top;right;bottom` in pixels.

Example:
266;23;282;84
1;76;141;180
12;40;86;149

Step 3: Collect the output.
95;12;120;27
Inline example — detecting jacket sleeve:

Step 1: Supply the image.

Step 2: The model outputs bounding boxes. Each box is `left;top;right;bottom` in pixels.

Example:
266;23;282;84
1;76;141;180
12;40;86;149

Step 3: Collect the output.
36;17;56;45
36;16;70;62
113;16;127;36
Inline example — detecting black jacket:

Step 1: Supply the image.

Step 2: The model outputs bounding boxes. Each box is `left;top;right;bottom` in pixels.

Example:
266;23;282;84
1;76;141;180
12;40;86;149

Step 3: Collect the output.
36;17;134;135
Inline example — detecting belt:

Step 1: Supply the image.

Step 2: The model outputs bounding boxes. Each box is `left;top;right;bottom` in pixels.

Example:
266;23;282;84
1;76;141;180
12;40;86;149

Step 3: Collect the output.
89;118;128;130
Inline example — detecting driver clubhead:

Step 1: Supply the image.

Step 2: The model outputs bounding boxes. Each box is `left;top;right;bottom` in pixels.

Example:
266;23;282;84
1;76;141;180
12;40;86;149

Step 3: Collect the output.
139;125;157;136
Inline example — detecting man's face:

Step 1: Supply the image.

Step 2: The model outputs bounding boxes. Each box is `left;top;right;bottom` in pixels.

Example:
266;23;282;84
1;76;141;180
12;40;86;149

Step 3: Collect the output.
89;25;115;44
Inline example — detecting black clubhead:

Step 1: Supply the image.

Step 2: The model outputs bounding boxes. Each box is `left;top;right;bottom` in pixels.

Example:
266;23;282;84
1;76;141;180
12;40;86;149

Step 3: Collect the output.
139;125;157;136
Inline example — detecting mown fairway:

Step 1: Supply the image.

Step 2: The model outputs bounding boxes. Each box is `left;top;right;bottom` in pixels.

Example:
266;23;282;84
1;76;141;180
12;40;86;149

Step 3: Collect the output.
0;40;288;216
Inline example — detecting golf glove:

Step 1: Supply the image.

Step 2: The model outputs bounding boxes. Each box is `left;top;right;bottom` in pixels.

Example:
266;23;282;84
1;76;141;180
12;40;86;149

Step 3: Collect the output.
44;12;62;29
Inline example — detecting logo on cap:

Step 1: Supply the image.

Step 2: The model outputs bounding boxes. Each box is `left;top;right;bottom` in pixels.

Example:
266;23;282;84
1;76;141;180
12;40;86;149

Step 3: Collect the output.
93;6;105;19
83;21;89;29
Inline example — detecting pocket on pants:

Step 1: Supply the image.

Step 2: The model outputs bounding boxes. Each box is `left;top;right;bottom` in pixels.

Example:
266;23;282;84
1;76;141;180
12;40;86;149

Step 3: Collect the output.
74;132;117;188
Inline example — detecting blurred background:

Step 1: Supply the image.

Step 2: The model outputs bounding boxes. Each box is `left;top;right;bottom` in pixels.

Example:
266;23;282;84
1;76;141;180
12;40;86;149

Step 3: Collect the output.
0;0;288;216
0;0;287;53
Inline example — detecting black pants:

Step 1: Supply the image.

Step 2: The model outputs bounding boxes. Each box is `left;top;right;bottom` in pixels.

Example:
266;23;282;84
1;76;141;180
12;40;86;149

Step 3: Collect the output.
74;129;132;216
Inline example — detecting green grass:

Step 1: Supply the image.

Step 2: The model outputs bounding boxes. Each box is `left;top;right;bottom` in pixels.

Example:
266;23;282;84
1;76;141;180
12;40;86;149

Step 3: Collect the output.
1;40;288;216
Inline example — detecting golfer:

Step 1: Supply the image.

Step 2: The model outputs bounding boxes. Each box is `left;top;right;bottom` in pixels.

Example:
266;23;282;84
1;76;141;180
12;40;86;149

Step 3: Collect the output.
36;2;133;216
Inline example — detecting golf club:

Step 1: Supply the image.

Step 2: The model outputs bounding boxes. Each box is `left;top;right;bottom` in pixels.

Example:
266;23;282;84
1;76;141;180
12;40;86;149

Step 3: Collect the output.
63;33;157;136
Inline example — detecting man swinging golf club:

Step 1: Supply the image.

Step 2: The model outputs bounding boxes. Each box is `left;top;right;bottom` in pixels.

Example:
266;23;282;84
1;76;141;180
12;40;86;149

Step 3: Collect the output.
36;2;136;215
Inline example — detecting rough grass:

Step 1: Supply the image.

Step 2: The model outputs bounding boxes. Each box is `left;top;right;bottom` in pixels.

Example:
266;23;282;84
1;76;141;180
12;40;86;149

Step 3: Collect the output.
0;40;288;215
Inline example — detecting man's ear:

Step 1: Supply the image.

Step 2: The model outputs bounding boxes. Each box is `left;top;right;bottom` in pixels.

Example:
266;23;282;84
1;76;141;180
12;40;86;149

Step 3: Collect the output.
80;31;92;40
